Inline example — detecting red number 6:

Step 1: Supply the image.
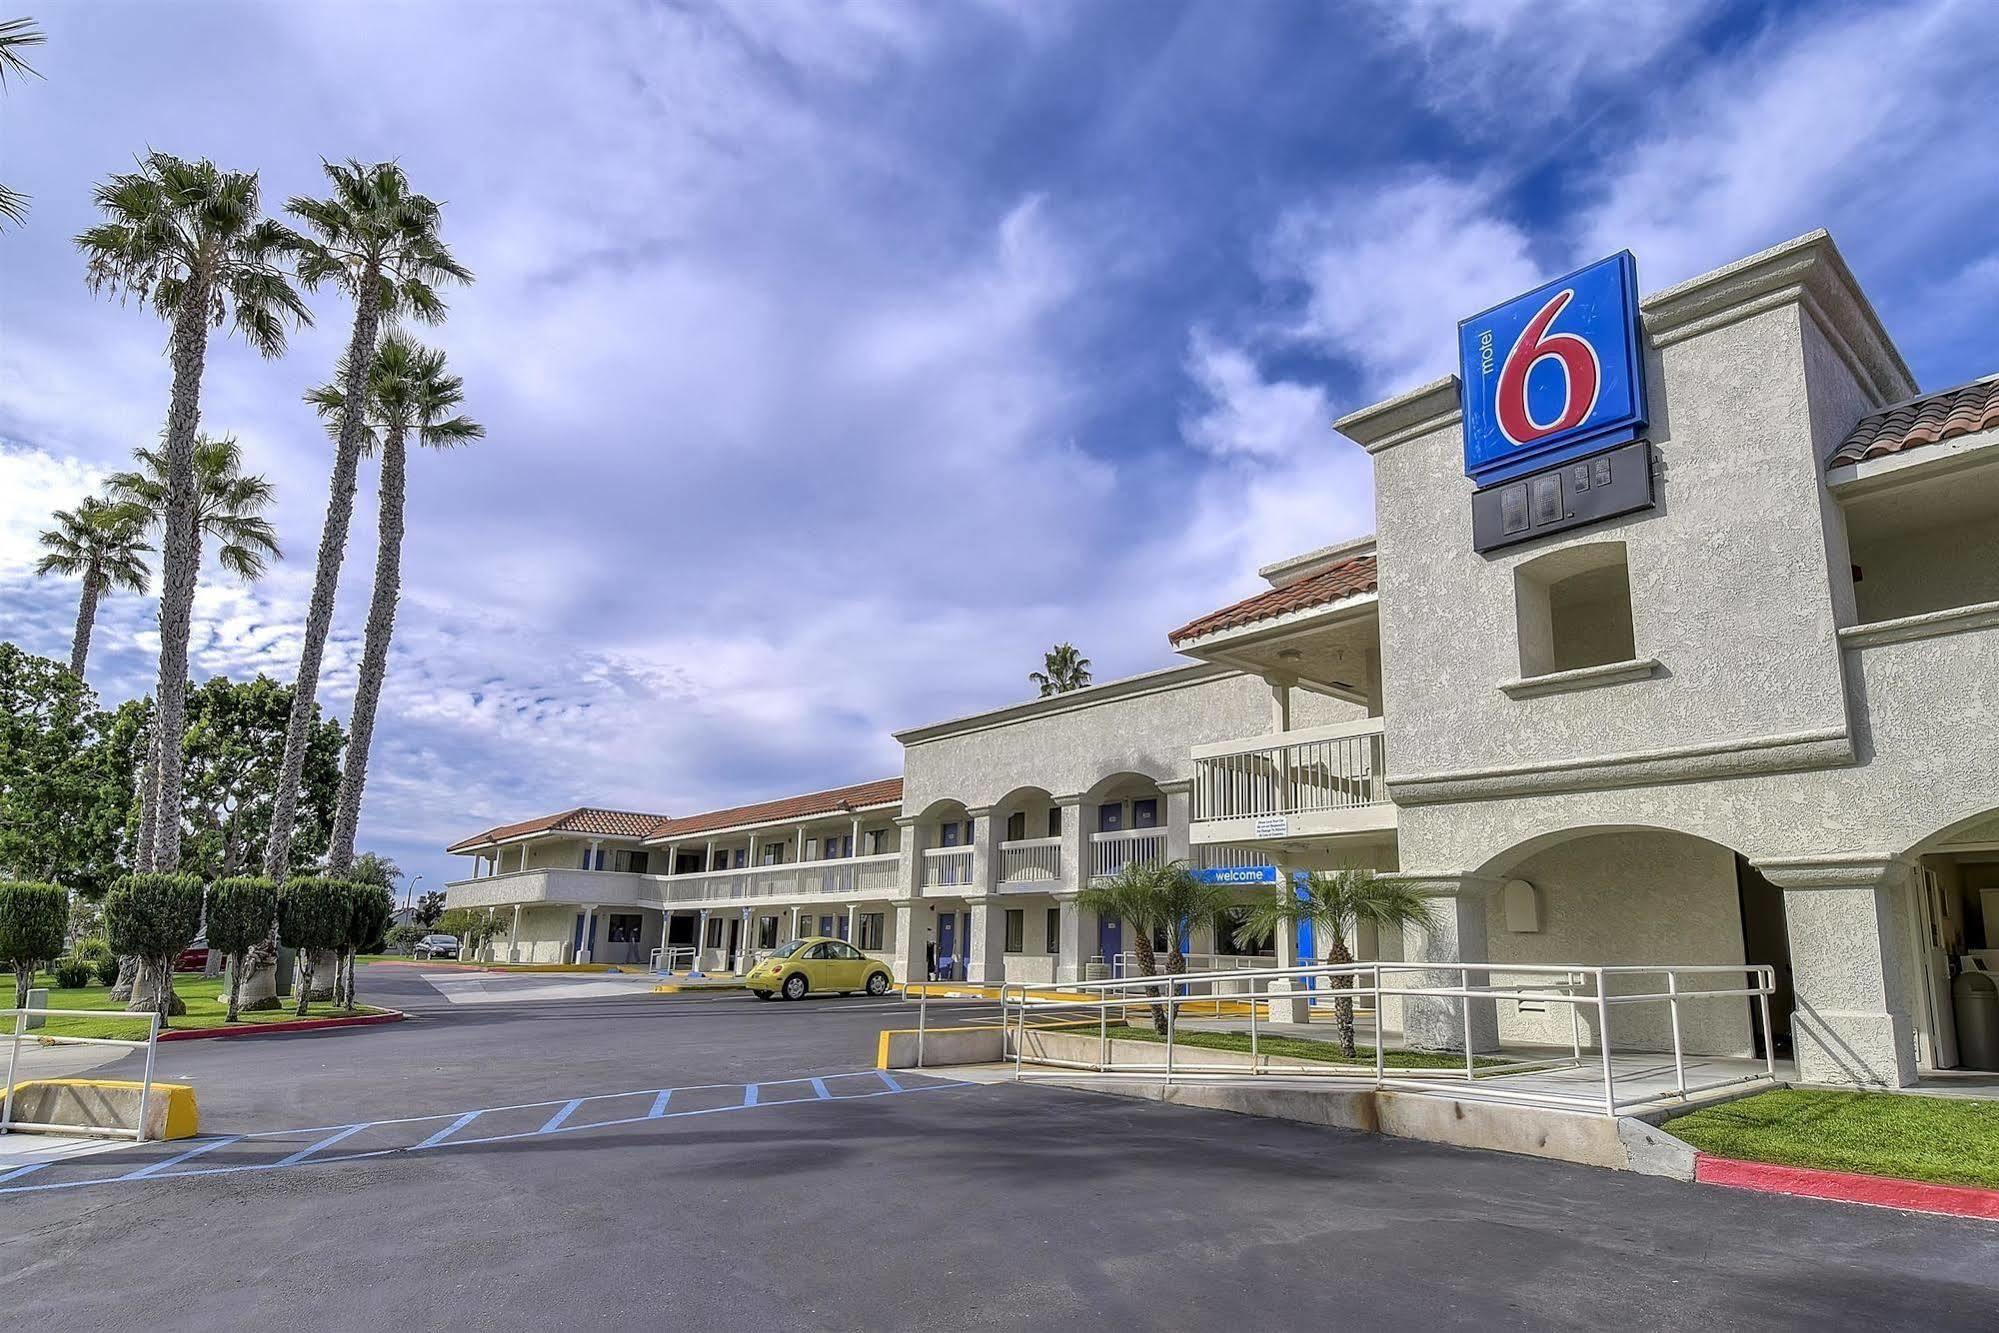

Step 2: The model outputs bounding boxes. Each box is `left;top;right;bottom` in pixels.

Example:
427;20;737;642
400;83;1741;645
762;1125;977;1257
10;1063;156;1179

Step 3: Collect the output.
1495;288;1601;446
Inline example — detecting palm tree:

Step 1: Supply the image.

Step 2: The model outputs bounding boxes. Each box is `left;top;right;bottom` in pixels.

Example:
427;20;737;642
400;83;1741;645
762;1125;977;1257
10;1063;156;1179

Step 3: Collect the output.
1030;643;1091;697
105;433;282;868
1245;868;1437;1059
309;333;482;872
34;496;152;676
1076;859;1233;1034
263;160;471;882
76;153;310;874
0;17;45;227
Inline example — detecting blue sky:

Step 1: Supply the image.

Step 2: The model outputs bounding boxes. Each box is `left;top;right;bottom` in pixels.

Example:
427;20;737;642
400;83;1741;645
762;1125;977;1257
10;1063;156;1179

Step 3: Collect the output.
3;0;1996;897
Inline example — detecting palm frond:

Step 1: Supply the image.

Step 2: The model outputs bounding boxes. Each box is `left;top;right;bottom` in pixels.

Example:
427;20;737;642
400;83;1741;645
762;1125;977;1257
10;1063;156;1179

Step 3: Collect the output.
0;17;46;86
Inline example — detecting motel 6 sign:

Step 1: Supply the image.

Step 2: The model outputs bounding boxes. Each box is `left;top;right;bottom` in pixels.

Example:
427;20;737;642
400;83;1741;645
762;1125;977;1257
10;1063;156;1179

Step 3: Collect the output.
1458;252;1648;487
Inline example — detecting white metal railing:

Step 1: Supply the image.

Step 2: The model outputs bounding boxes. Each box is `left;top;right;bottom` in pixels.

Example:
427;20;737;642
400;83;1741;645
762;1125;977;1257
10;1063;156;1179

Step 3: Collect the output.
4;1006;163;1141
923;845;974;888
1193;719;1388;822
649;945;698;973
647;853;900;905
998;837;1061;885
1112;951;1275;979
946;961;1776;1117
1088;828;1167;880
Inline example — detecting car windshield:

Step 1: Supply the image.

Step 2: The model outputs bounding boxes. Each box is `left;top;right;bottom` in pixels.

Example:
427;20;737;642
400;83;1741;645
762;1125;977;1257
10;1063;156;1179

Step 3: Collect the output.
767;940;808;958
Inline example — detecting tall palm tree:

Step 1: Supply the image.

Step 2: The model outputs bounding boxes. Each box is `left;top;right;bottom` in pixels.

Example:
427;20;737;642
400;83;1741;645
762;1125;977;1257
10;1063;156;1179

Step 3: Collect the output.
264;159;471;881
105;433;282;868
1076;859;1233;1034
1245;868;1437;1059
76;153;310;873
0;17;45;227
1030;642;1091;696
308;333;482;871
34;496;151;676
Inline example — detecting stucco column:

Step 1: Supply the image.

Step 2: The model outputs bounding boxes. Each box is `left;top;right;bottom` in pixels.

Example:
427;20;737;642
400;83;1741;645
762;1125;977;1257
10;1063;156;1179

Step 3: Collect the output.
968;897;1008;985
1387;872;1500;1052
968;807;995;896
895;816;923;897
790;903;803;942
1055;894;1085;984
574;905;595;965
1056;795;1086;892
695;909;711;974
735;906;753;972
892;902;926;983
1753;856;1919;1088
508;904;522;963
1162;781;1192;866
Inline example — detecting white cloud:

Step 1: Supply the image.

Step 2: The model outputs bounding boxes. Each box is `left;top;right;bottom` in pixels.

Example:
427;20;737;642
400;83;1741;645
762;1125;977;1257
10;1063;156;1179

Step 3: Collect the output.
0;447;105;577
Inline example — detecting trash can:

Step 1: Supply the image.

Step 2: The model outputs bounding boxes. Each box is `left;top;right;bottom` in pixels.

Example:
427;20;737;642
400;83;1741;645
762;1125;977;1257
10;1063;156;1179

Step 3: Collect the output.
1952;969;1999;1071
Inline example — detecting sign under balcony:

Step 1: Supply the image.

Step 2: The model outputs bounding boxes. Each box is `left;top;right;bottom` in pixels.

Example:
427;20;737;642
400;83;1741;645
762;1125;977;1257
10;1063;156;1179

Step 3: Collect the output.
1189;717;1396;845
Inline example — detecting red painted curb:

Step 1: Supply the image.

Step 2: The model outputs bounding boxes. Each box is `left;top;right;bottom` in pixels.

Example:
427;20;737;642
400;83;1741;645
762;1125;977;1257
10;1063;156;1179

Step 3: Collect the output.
156;1010;407;1042
1695;1153;1999;1221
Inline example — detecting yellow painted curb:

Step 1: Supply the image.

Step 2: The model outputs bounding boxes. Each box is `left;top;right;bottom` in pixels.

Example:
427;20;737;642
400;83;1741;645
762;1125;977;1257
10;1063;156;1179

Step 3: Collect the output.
7;1078;199;1140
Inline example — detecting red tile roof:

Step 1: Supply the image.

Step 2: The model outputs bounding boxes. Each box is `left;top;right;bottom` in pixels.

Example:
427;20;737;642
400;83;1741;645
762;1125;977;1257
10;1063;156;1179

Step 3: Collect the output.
446;806;669;853
645;777;903;841
1830;375;1999;469
1168;555;1378;646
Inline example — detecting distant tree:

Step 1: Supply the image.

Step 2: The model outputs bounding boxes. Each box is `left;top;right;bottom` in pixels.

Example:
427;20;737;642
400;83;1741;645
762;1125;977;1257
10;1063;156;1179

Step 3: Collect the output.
385;922;426;956
177;675;345;882
1245;869;1438;1059
0;17;45;227
77;152;310;874
34;496;152;678
0;881;69;1009
1030;643;1092;697
0;643;127;889
204;876;276;1023
277;876;349;1017
348;851;402;891
415;889;445;928
103;872;204;1023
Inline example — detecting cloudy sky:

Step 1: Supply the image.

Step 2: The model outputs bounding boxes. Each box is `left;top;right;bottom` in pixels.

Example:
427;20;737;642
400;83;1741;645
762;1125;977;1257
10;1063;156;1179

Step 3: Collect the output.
3;0;1996;895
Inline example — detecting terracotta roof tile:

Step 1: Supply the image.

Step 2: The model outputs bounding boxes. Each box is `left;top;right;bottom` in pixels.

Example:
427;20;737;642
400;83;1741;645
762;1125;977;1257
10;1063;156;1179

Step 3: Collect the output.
1830;375;1999;469
645;777;903;841
445;806;668;853
1168;555;1378;646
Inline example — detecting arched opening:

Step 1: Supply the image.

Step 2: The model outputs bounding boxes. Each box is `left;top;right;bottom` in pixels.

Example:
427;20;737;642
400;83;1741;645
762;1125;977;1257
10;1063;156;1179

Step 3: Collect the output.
1472;824;1792;1061
1899;807;1999;1071
991;785;1059;886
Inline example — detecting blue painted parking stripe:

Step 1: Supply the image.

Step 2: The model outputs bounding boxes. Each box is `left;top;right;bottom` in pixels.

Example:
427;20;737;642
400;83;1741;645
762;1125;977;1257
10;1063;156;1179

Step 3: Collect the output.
0;1161;50;1183
415;1110;482;1148
876;1070;903;1092
277;1124;367;1167
810;1078;830;1100
539;1099;585;1133
742;1084;759;1107
125;1135;242;1179
648;1089;672;1117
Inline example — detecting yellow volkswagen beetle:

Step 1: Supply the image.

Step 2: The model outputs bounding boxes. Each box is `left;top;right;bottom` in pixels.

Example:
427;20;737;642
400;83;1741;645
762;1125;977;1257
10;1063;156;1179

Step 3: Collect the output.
746;937;893;1001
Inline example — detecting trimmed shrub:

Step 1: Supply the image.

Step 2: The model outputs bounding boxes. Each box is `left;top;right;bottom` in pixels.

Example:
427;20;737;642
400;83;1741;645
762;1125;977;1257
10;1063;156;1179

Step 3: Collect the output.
103;873;204;1023
338;881;396;1008
93;952;122;986
385;922;425;956
53;956;94;989
0;881;71;1010
278;876;350;1017
207;877;278;1023
75;936;113;968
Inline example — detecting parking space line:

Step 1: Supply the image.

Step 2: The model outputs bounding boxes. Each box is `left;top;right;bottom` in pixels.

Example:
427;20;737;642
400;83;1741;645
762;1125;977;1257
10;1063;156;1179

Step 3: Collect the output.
415;1111;483;1148
0;1161;50;1184
539;1099;585;1133
810;1078;830;1100
648;1089;672;1117
743;1084;760;1107
278;1125;368;1167
125;1135;242;1179
876;1071;904;1092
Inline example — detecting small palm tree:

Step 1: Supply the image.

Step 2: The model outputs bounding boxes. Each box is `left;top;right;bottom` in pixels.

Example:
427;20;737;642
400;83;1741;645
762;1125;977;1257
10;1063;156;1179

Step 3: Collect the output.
76;152;310;874
264;159;471;881
1245;868;1437;1059
106;434;282;578
0;17;45;227
1030;642;1091;696
1077;859;1234;1034
34;496;151;676
309;333;482;872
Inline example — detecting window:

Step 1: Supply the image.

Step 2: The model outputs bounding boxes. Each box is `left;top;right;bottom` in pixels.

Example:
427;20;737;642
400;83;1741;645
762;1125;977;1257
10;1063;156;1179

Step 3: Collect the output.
831;941;865;961
732;848;747;869
1047;807;1062;838
606;914;642;944
859;913;885;951
705;918;723;947
867;828;891;855
612;849;650;874
940;821;961;848
762;843;783;865
805;942;834;960
1004;909;1024;953
1005;810;1026;842
757;916;779;947
1133;798;1159;829
676;852;702;875
1514;541;1637;678
1046;907;1061;955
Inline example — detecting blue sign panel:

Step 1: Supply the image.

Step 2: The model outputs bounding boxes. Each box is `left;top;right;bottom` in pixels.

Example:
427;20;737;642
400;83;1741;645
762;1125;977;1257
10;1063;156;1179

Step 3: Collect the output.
1194;864;1278;886
1458;252;1647;487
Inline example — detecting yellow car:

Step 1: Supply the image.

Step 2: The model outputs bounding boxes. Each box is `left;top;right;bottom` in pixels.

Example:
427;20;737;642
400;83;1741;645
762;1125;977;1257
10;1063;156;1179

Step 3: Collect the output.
746;937;893;1001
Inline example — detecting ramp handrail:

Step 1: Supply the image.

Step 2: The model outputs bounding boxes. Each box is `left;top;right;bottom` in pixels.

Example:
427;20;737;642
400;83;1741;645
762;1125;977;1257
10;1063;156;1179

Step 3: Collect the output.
650;945;699;973
2;1006;163;1141
976;960;1776;1117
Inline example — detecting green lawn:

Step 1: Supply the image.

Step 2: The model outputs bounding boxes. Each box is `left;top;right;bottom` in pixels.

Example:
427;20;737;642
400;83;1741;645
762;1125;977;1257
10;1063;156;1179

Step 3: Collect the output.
1101;1023;1494;1071
17;972;387;1039
1663;1088;1999;1191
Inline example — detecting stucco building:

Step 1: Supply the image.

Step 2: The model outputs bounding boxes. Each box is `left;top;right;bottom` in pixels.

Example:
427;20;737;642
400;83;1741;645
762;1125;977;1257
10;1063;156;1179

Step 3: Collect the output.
447;232;1999;1090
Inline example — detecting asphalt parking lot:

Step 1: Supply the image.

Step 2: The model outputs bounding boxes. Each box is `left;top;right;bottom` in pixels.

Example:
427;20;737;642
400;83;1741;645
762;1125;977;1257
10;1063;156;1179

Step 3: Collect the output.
3;964;1993;1331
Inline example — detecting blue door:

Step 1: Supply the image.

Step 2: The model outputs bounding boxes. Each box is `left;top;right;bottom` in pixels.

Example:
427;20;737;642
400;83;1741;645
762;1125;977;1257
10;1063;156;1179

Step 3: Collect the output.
957;912;972;979
937;913;959;980
1098;916;1123;975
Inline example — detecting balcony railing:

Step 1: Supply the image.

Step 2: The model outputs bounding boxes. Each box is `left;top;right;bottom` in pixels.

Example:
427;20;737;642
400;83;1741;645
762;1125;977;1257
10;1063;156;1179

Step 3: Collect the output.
1192;718;1388;822
645;853;900;906
1088;828;1167;880
997;837;1061;886
923;845;974;888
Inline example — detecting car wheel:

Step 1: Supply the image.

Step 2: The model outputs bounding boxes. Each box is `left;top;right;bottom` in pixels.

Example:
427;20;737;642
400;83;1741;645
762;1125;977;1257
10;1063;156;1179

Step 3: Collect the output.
866;971;890;996
781;973;808;1001
751;989;773;1001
